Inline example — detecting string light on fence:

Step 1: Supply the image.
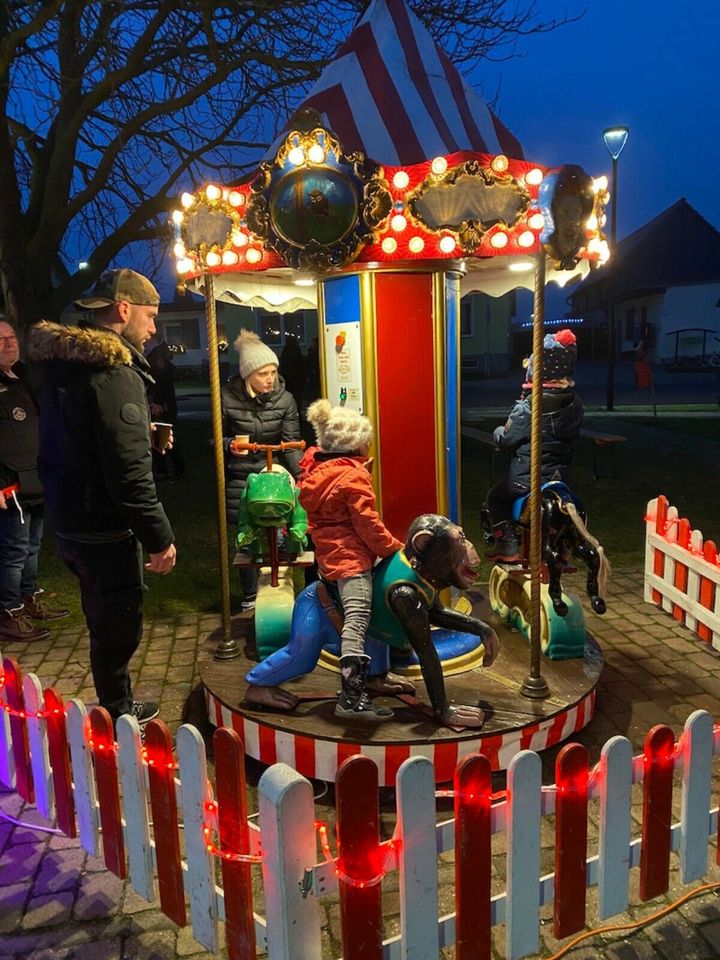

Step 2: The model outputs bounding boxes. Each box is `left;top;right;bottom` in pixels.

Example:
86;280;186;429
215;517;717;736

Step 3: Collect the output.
315;820;399;889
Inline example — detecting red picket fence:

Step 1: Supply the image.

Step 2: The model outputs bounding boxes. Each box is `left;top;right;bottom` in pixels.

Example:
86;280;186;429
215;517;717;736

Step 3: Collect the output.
645;496;720;648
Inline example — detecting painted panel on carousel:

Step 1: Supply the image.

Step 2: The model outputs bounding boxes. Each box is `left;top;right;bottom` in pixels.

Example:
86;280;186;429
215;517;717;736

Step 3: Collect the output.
245;111;392;273
539;165;596;270
322;276;364;412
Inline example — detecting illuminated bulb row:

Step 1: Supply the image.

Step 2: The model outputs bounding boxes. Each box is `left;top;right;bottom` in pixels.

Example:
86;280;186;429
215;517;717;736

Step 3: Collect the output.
179;188;247;209
288;144;326;166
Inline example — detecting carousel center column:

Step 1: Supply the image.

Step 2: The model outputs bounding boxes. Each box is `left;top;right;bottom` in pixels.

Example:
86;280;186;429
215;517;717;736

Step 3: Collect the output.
317;265;462;540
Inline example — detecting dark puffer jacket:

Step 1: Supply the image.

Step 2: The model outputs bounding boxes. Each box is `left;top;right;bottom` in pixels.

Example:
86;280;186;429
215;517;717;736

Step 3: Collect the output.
28;320;174;552
494;388;584;488
0;363;43;505
222;373;301;522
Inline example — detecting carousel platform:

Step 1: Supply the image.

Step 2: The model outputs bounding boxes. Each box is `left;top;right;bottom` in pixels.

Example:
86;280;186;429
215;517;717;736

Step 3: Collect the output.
199;591;603;786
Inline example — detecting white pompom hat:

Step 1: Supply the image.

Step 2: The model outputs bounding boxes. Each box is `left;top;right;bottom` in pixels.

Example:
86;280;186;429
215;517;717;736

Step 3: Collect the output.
306;399;373;453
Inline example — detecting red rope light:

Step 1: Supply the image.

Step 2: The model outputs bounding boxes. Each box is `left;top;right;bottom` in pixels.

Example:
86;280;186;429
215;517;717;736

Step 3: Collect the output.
315;820;399;889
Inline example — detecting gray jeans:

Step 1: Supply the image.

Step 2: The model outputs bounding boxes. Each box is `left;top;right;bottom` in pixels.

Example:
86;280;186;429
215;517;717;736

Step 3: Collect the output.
336;571;373;658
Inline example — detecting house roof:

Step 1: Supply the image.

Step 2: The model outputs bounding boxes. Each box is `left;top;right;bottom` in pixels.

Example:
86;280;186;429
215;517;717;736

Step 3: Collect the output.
572;198;720;301
272;0;523;166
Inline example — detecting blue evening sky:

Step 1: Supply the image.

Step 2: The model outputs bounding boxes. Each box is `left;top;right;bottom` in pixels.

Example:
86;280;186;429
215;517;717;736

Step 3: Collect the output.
475;0;720;238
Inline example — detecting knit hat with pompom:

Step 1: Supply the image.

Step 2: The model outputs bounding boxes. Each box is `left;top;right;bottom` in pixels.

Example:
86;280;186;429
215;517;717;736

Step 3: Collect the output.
234;329;279;380
306;399;373;453
524;329;577;386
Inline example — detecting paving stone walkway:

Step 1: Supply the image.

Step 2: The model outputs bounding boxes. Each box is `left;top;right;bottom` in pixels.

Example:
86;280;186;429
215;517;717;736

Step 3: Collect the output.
1;572;720;959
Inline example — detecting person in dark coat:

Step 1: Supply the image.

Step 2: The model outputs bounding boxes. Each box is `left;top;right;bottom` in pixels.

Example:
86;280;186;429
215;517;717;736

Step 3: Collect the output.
147;339;185;479
222;329;301;611
0;320;69;642
305;336;321;405
28;268;176;726
279;336;305;415
486;329;584;561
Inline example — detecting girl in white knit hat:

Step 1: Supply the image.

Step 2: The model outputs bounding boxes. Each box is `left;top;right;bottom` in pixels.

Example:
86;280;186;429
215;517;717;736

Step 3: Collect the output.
299;399;403;721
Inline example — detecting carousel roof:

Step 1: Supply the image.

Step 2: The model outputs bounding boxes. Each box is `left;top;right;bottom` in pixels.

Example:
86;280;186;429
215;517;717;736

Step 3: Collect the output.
271;0;524;166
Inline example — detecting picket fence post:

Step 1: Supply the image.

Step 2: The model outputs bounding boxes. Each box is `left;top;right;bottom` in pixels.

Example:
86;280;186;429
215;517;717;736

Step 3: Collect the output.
598;735;633;918
506;749;542;960
680;710;714;883
116;713;154;902
23;671;53;822
258;762;322;960
0;651;15;789
66;698;99;858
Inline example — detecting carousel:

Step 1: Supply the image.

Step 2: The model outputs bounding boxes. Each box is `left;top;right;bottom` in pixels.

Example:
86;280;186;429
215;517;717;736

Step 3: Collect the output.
172;0;610;784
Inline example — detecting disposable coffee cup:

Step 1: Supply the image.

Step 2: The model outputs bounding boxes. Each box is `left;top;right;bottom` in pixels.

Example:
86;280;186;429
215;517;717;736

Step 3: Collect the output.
234;434;250;456
152;422;173;452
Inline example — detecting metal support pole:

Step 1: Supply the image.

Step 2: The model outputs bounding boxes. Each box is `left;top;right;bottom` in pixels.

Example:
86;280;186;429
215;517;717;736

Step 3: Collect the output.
606;154;619;411
204;273;239;660
520;254;550;700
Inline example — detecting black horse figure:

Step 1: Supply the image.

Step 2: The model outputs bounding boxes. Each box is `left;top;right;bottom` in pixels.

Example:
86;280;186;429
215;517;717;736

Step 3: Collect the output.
482;481;609;618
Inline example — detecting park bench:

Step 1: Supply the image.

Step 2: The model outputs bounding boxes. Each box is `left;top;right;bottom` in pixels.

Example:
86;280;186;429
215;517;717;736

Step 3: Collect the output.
579;428;628;480
462;424;628;481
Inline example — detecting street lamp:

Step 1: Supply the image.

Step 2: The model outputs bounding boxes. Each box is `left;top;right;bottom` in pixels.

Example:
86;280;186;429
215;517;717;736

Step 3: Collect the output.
603;125;629;411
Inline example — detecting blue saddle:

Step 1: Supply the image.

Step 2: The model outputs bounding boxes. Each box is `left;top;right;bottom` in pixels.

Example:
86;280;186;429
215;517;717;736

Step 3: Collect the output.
510;480;580;522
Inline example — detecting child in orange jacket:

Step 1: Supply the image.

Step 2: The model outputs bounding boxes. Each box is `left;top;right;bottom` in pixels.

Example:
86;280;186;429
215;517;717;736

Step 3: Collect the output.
299;399;403;721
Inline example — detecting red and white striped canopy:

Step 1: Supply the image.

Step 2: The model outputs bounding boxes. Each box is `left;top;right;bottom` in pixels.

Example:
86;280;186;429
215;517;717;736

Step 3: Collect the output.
279;0;524;166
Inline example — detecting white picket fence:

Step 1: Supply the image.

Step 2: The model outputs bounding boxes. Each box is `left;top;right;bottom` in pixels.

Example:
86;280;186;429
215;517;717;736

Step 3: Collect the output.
644;495;720;649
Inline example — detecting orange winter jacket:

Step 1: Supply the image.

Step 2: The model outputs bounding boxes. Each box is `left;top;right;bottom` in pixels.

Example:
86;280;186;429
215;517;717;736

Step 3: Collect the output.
298;447;403;580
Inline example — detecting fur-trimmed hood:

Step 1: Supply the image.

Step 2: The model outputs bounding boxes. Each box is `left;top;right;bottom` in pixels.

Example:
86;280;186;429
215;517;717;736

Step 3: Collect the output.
28;320;134;368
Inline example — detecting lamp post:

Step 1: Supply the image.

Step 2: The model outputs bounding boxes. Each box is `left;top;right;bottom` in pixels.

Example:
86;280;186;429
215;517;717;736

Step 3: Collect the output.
603;125;629;411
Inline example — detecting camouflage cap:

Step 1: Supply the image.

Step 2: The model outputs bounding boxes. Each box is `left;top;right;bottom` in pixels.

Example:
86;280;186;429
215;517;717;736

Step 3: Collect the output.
75;268;160;309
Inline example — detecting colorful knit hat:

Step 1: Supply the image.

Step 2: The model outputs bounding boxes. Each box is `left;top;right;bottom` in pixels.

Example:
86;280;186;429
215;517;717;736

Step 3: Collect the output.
524;329;577;386
306;399;373;453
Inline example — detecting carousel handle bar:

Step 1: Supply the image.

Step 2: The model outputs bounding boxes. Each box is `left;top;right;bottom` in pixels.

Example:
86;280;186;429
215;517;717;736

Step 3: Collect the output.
231;439;306;472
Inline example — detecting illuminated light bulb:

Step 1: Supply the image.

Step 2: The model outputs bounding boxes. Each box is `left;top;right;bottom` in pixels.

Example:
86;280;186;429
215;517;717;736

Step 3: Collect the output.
293;277;315;286
393;170;410;189
408;236;424;253
222;250;239;266
439;235;456;254
391;214;407;232
308;143;325;164
431;156;448;176
171;210;184;225
381;237;397;254
525;168;544;186
228;191;244;207
176;258;192;274
490;232;508;249
587;237;602;254
586;213;599;231
491;154;509;173
205;184;222;202
600;214;607;227
508;261;534;273
598;240;610;263
528;213;544;230
205;250;221;267
232;230;248;247
173;242;185;258
518;230;535;248
246;247;262;263
593;175;609;194
180;192;195;209
288;146;305;166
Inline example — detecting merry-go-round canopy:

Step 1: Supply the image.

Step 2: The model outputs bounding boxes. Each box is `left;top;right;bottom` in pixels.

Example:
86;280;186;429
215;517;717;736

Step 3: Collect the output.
172;0;610;313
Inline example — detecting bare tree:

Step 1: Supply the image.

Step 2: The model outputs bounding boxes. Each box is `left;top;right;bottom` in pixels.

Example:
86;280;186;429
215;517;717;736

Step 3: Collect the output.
0;1;573;327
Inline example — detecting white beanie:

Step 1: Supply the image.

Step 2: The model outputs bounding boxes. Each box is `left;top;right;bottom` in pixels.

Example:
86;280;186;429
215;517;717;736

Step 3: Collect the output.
235;329;279;380
306;399;373;453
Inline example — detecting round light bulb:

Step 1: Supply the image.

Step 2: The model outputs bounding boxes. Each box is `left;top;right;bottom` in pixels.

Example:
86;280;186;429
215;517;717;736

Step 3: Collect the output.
525;168;544;186
205;250;221;267
381;237;397;254
518;230;535;248
393;170;410;189
600;214;607;227
391;214;407;232
408;236;425;254
490;232;508;249
246;247;262;264
205;184;222;202
593;175;609;194
308;144;325;164
491;154;509;173
431;156;448;176
222;250;239;266
528;213;544;230
232;230;248;247
173;241;185;258
439;235;456;254
228;191;244;207
288;146;305;166
180;192;195;209
176;258;192;274
171;210;184;225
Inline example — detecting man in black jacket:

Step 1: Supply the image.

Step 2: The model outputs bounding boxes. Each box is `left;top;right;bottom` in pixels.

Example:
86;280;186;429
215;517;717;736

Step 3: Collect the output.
0;320;69;641
29;269;176;725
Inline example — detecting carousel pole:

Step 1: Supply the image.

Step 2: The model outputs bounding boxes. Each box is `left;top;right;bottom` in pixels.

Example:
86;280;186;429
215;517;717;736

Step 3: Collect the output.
203;272;239;660
520;254;550;700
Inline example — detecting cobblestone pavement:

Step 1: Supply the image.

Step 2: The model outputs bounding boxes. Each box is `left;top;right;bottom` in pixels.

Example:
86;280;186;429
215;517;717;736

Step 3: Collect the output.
2;572;720;959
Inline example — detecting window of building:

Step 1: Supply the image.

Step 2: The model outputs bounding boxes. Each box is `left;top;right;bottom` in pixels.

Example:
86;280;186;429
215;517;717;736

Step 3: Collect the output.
257;310;306;347
460;300;473;337
162;317;201;350
623;307;637;342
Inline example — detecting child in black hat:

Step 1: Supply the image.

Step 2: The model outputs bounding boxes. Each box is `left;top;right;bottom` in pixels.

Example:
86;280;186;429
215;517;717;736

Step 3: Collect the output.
486;329;584;561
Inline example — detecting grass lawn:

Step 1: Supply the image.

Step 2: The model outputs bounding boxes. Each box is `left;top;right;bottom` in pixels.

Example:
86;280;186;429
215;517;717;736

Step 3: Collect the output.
37;415;720;623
